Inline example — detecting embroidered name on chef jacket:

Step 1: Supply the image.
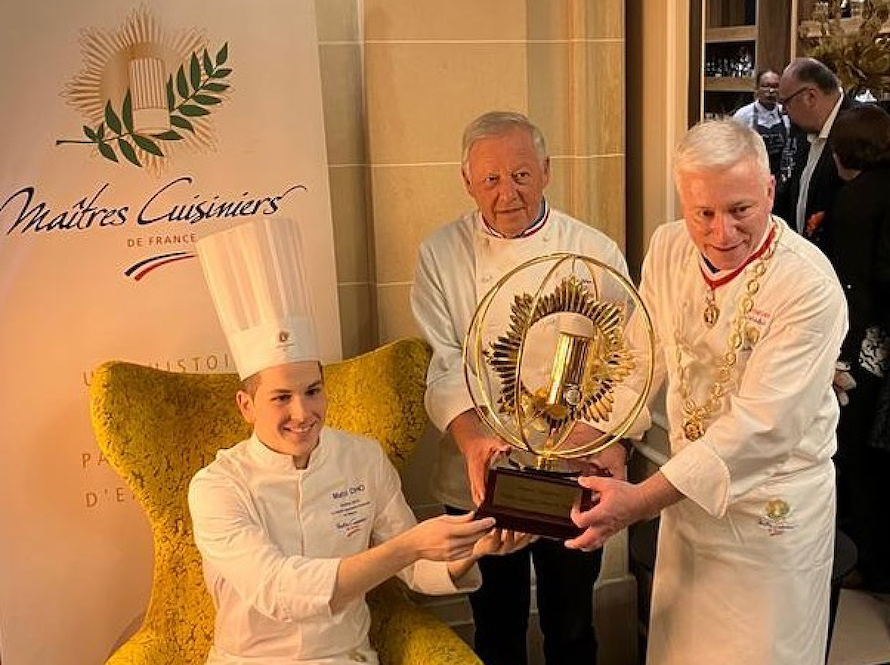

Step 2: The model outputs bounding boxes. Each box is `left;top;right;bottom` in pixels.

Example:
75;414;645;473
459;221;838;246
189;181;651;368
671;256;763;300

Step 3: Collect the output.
330;483;370;537
742;306;773;350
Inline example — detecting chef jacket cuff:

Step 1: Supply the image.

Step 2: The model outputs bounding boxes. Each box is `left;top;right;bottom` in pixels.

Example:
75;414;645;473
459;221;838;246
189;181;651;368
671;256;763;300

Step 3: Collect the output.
452;562;482;592
659;443;730;518
426;383;476;434
404;558;482;595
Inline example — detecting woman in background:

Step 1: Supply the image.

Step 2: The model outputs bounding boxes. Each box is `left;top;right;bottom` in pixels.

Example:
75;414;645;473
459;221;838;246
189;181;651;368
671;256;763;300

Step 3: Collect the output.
827;104;890;594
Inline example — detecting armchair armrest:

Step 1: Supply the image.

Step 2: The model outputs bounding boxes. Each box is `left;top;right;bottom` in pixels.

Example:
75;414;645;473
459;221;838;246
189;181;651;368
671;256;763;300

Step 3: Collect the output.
369;579;482;665
103;629;184;665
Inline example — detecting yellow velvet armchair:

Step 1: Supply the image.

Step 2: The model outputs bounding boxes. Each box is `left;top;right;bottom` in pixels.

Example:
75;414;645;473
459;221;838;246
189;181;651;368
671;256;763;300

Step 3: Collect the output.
89;337;482;665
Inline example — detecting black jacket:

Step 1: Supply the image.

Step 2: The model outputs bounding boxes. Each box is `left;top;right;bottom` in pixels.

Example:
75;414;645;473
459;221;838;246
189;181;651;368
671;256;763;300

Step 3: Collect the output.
824;166;890;362
773;95;858;253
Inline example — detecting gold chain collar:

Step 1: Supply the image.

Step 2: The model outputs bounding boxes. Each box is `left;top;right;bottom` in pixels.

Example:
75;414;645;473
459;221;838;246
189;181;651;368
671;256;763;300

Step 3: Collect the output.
677;218;783;441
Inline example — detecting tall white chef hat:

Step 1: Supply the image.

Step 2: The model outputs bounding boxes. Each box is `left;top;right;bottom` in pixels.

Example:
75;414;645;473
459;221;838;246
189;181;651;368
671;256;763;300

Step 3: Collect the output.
195;217;319;379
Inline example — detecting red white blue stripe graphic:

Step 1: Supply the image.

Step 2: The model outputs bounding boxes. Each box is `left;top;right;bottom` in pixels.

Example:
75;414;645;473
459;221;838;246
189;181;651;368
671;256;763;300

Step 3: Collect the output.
124;251;196;281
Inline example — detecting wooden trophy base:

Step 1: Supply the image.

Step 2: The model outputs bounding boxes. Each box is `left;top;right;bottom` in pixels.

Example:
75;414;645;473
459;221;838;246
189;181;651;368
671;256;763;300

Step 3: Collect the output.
475;466;594;540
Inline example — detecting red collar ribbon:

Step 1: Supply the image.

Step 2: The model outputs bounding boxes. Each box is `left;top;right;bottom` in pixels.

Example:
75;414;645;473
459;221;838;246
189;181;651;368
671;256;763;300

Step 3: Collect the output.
699;224;776;290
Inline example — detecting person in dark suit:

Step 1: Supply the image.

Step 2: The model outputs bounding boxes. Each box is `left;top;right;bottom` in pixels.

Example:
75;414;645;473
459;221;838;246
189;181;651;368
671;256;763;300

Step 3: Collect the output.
774;57;854;253
826;105;890;594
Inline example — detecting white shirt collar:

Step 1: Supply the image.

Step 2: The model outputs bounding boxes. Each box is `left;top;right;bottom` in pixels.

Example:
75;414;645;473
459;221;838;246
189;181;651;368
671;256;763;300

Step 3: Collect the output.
699;217;774;280
247;430;326;471
813;90;845;142
479;200;549;239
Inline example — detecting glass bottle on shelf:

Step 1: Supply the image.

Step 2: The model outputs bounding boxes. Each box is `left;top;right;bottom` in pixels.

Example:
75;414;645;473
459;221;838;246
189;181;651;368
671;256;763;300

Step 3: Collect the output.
737;46;753;77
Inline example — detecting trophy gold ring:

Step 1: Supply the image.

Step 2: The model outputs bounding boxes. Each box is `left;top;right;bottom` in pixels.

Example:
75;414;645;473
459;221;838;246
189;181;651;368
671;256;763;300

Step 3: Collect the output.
463;253;654;539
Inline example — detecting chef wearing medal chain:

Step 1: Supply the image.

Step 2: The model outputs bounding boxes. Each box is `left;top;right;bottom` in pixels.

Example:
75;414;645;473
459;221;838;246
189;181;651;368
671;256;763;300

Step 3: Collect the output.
567;120;848;665
188;218;530;665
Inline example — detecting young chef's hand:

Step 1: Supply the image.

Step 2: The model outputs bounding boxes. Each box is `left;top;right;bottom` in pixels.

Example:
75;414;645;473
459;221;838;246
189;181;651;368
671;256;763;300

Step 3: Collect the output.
472;527;537;557
404;512;496;561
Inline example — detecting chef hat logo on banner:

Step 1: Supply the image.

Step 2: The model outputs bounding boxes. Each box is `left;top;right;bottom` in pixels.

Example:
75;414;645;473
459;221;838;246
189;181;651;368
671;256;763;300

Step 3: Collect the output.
56;5;233;170
195;217;319;379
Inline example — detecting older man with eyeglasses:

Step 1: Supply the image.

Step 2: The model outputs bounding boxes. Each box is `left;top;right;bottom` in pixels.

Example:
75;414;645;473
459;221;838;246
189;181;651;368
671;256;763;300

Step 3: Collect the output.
773;57;856;251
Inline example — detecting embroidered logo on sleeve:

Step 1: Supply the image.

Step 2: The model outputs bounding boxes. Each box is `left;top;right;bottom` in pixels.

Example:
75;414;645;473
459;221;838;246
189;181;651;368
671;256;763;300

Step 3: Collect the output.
757;498;797;536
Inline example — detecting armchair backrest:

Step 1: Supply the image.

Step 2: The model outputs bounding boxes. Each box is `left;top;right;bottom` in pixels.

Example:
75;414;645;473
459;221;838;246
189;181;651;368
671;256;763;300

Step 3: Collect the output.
89;338;432;665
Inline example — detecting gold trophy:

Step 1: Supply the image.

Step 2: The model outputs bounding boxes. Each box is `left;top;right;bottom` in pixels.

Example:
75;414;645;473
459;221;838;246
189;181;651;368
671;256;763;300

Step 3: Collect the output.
463;253;654;539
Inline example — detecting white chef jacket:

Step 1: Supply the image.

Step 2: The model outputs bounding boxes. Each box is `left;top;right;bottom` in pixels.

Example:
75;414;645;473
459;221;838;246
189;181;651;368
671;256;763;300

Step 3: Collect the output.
411;206;628;509
627;217;847;665
188;428;480;664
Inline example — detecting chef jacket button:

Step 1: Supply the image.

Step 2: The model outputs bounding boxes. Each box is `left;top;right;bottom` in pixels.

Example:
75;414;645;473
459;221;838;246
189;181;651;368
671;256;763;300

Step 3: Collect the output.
481;274;492;283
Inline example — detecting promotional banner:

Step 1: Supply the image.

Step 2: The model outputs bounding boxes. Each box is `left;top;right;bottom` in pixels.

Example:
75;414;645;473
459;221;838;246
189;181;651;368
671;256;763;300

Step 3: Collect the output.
0;2;340;662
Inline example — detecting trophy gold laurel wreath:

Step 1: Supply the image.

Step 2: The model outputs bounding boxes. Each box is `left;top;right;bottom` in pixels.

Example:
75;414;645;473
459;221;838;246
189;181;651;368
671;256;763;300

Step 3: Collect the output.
463;253;655;539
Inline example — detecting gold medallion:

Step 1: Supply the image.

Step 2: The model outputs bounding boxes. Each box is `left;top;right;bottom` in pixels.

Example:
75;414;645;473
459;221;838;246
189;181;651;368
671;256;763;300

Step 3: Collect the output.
683;418;704;441
703;301;720;327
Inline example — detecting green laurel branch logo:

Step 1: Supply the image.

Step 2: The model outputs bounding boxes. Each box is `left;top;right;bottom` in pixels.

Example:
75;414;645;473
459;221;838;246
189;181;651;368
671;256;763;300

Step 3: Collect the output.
57;43;231;167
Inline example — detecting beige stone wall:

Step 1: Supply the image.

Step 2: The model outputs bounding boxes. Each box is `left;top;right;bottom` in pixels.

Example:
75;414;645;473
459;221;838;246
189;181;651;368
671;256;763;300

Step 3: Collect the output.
315;0;374;357
316;0;626;358
626;0;689;277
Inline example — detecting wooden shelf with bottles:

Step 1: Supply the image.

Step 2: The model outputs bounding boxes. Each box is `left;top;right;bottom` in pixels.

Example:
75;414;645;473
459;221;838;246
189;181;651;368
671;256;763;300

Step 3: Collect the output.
707;24;758;42
691;0;793;122
704;76;756;92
